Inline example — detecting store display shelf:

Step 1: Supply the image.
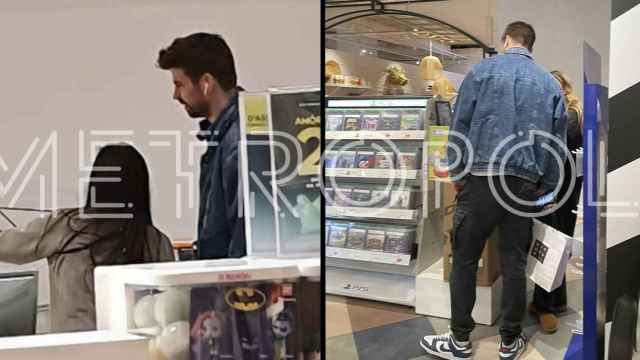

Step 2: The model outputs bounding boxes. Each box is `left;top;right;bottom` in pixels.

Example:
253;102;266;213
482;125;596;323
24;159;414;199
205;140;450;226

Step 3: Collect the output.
325;168;419;180
326;84;370;96
325;130;425;140
326;246;411;266
327;206;418;221
326;266;416;306
326;256;416;276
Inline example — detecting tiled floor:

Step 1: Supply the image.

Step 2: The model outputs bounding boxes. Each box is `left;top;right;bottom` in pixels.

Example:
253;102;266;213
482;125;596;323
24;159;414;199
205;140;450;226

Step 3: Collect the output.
326;261;583;360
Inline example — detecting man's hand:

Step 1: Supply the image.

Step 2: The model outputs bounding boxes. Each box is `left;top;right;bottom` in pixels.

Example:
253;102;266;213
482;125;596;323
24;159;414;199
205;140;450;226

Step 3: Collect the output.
453;180;466;193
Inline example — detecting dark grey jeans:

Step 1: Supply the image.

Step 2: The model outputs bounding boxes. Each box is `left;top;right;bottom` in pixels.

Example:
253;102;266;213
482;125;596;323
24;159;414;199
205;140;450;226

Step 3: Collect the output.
450;175;536;344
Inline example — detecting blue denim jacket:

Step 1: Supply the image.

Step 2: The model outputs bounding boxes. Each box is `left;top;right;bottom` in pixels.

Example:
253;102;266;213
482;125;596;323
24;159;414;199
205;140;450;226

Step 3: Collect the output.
196;90;246;259
447;47;567;191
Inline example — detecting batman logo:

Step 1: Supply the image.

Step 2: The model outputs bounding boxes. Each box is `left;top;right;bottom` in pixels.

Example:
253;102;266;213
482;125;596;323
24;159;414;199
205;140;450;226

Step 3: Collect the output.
225;287;266;311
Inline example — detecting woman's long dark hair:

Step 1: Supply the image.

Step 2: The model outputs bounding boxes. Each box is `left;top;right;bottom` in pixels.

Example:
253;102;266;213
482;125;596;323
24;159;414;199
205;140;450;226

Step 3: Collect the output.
58;143;156;265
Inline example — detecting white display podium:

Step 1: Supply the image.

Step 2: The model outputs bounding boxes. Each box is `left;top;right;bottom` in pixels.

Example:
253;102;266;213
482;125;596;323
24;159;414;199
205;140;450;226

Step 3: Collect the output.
415;258;502;326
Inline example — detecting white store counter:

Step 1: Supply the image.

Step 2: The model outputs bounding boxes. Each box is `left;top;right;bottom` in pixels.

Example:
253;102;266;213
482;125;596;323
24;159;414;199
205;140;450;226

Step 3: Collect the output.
0;331;150;359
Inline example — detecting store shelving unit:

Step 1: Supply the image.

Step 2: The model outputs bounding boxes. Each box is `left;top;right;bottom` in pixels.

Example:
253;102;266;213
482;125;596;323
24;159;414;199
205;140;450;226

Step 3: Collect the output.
325;96;444;307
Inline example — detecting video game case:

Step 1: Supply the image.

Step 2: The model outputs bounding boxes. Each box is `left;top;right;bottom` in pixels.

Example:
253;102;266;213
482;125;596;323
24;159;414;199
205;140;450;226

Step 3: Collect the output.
336;151;356;168
324;188;335;206
397;152;418;170
346;227;367;250
370;189;390;208
378;111;401;130
343;112;362;131
374;152;395;169
324;150;339;168
365;230;386;252
355;151;375;169
351;189;371;206
390;189;414;209
328;225;348;247
334;187;352;207
384;230;413;254
325;223;331;245
400;111;421;130
362;112;381;130
326;113;344;131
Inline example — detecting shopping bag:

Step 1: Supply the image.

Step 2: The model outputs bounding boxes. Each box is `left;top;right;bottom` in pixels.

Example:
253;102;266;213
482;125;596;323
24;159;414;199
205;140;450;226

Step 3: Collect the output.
526;219;573;292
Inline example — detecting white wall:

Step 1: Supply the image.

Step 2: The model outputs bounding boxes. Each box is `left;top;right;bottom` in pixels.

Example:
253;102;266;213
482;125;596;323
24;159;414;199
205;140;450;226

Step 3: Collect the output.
493;0;611;101
0;0;320;240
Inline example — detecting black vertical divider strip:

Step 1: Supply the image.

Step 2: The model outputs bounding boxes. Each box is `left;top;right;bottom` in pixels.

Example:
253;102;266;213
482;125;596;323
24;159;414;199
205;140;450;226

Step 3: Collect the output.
321;0;327;356
612;0;640;20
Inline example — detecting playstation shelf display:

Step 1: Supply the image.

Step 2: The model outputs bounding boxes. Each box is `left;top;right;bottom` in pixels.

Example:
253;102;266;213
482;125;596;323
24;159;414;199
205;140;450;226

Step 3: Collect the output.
324;96;444;306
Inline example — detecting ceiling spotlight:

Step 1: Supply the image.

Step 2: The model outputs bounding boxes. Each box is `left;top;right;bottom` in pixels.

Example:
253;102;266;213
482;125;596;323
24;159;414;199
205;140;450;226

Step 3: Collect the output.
413;28;419;32
361;49;367;53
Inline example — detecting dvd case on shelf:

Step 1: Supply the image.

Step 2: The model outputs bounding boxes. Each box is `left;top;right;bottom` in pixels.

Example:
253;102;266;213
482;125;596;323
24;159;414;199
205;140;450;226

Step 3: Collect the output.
370;189;390;208
400;111;421;130
384;229;414;254
355;151;375;169
397;152;418;170
363;111;380;130
336;151;356;168
365;229;386;252
328;225;348;248
378;110;401;130
351;189;372;206
346;227;367;250
326;112;344;131
324;150;339;168
334;188;352;207
390;189;414;209
343;112;362;131
374;152;395;169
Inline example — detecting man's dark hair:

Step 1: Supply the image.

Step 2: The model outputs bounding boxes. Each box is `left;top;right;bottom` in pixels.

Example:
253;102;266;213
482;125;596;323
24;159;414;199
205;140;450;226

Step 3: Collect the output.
501;21;536;52
157;33;237;91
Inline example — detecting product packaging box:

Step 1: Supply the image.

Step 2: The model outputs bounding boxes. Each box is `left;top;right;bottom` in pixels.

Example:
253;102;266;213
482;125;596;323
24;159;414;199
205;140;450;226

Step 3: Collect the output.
374;152;395;169
355;151;376;169
390;189;414;209
324;188;335;206
346;227;367;250
378;111;401;130
343;112;362;131
350;189;372;206
324;150;339;169
370;189;390;208
443;230;501;287
336;151;356;169
326;112;344;131
384;229;414;255
397;152;418;170
400;111;421;130
333;188;352;207
327;225;348;248
362;111;380;130
526;220;572;292
365;230;386;252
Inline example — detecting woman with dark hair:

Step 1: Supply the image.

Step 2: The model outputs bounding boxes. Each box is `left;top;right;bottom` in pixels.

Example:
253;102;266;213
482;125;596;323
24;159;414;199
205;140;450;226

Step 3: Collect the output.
0;143;174;332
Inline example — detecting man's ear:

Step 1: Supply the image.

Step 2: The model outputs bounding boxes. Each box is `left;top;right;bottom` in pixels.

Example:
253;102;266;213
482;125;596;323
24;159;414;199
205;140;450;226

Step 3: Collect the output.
200;73;218;96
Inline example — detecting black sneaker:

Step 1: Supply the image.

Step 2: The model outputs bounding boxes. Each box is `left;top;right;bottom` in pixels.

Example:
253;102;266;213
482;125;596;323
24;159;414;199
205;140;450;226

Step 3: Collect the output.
420;332;472;359
499;334;527;359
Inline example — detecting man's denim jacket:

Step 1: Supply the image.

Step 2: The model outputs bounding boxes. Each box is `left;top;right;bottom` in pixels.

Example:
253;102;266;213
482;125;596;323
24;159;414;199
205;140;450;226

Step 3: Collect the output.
447;47;568;192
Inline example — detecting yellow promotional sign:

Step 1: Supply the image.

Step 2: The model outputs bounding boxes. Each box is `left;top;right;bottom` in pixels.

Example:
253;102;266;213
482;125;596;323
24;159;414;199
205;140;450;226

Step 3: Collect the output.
243;94;269;134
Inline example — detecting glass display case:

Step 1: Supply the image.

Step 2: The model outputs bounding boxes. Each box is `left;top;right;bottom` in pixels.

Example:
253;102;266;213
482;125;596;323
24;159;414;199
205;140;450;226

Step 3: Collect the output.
95;259;306;360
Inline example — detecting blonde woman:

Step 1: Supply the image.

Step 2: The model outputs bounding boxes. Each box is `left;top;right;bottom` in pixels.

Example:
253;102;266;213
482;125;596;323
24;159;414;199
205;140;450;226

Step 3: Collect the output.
529;70;583;333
